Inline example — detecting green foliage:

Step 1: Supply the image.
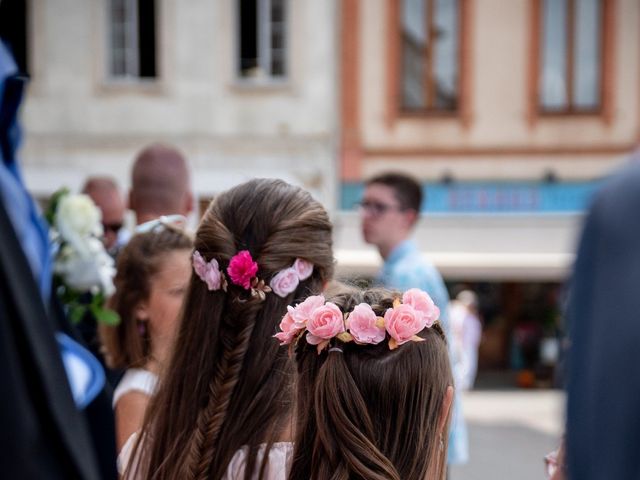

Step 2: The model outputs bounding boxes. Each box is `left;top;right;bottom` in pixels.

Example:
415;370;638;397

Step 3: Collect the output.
44;187;70;226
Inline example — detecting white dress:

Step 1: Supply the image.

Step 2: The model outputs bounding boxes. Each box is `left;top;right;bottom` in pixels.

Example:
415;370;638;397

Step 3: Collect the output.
223;442;293;480
113;368;159;475
112;368;159;407
118;433;293;479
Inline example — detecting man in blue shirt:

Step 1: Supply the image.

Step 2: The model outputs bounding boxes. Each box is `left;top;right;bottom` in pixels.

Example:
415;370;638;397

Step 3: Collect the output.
360;172;469;468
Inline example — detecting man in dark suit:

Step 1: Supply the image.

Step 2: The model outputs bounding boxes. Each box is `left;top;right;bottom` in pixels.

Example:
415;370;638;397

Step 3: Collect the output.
566;160;640;480
0;40;116;479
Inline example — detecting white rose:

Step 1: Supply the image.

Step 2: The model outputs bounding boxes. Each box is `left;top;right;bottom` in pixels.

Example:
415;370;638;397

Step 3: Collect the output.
55;194;103;253
55;238;115;296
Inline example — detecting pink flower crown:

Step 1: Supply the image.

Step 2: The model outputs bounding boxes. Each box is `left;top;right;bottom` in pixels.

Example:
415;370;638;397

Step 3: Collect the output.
274;288;440;353
192;249;314;300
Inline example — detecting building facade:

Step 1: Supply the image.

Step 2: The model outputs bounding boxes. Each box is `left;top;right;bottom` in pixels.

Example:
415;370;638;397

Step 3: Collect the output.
8;0;339;210
336;0;640;282
3;0;640;373
335;0;640;374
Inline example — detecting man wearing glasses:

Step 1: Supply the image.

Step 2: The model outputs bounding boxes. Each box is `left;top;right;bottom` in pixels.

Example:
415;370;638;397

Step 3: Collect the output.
359;172;469;472
82;176;127;256
360;172;449;312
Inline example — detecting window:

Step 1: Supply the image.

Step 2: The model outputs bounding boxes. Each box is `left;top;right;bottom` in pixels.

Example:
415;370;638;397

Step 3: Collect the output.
108;0;157;80
0;0;28;75
539;0;603;112
238;0;287;81
400;0;459;111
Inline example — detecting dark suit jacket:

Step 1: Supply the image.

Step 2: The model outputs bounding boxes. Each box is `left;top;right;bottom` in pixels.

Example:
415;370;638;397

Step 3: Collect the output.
0;189;117;479
566;162;640;480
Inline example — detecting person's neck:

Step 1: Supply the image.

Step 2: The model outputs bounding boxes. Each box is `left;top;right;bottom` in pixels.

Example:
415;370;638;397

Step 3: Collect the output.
379;237;408;261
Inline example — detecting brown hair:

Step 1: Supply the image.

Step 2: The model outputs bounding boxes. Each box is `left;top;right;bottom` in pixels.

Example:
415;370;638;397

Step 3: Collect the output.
366;172;423;212
131;179;334;479
288;286;452;480
100;225;193;369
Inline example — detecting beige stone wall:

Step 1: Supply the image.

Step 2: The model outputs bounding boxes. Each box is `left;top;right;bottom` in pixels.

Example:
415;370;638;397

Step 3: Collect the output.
20;0;339;207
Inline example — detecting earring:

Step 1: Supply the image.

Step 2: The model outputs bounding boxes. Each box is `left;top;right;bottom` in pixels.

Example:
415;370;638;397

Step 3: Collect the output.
439;434;444;452
137;320;147;336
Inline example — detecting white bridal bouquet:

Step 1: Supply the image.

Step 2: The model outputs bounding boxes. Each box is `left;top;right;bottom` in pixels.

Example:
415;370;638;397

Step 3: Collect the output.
45;189;119;325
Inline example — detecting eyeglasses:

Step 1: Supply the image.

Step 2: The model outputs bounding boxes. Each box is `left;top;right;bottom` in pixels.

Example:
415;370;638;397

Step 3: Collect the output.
135;214;187;234
102;222;123;234
357;200;406;217
544;450;565;478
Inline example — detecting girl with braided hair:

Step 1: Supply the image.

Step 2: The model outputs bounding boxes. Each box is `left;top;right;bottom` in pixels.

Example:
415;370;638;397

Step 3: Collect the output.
125;179;334;479
280;286;454;480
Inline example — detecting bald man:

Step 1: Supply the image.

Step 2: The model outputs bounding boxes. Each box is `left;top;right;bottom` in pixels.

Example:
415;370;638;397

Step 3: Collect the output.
82;176;126;252
129;143;194;224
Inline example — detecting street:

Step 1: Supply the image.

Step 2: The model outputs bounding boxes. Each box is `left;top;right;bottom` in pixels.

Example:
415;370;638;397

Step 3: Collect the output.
450;389;565;480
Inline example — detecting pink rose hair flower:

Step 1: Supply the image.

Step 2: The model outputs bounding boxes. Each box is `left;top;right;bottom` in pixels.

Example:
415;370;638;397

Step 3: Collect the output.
384;303;426;349
227;250;259;289
273;289;438;352
293;258;314;280
347;303;385;345
274;310;302;345
269;258;315;298
290;295;325;328
306;302;345;346
402;288;440;327
192;251;224;291
270;268;300;298
272;295;325;345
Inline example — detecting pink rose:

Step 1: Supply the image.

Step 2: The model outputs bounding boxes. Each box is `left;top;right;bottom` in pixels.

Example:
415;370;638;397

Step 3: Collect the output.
227;250;258;289
402;288;440;328
192;251;222;291
384;304;426;346
270;267;300;298
293;258;314;281
274;310;302;345
290;295;325;328
347;303;385;344
306;302;345;345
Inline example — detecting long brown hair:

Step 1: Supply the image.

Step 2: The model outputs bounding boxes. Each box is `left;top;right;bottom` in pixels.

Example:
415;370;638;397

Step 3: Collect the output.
131;179;334;479
288;286;453;480
100;225;193;369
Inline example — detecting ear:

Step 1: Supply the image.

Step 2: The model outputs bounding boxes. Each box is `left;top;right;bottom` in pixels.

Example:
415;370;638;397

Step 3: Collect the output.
135;302;150;322
403;208;419;229
183;190;194;216
437;385;454;436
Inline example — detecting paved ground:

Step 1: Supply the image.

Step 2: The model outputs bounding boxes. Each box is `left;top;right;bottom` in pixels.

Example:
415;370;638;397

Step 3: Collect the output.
449;389;565;480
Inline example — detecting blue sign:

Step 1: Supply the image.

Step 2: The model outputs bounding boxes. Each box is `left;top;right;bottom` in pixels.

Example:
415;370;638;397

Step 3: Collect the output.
342;181;601;214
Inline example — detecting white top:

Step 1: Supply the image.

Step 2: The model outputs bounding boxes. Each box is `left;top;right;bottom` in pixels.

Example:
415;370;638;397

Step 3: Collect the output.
112;368;159;408
118;434;293;480
224;442;293;480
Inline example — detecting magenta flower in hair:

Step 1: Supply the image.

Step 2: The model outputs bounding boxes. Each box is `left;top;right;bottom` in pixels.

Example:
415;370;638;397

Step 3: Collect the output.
227;250;259;289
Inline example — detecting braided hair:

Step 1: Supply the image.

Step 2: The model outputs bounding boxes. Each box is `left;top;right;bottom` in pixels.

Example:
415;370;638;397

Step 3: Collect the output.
130;179;334;479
